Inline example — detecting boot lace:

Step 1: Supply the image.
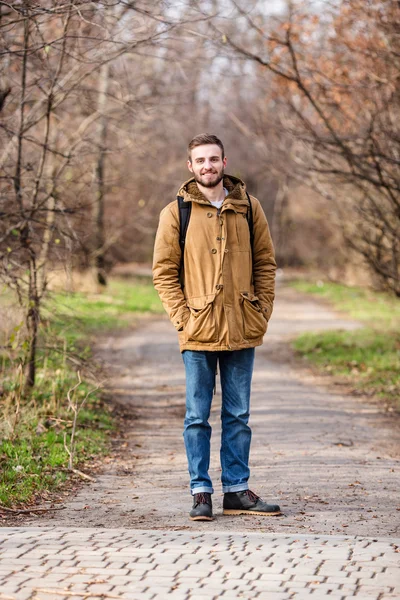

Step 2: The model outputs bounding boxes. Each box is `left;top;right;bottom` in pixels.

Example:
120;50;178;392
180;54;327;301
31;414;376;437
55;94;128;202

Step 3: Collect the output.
245;490;260;503
195;493;210;506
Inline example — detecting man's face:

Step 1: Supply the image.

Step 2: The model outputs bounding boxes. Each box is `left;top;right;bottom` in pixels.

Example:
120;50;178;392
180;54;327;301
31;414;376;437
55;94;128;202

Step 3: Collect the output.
187;144;227;188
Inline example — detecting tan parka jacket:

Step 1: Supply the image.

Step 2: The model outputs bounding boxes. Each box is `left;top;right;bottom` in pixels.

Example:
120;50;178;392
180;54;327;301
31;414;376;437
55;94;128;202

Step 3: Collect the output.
152;175;276;352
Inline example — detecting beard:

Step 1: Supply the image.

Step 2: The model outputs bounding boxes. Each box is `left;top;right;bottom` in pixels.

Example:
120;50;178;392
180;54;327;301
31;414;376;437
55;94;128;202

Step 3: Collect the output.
194;167;224;188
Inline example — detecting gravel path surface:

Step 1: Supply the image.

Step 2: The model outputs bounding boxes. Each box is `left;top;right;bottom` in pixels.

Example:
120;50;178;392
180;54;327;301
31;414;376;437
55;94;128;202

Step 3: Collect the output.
25;284;400;536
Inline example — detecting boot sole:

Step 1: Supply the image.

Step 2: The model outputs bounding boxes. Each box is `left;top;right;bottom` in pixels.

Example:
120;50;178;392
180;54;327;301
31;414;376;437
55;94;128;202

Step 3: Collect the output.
189;515;214;521
223;509;281;516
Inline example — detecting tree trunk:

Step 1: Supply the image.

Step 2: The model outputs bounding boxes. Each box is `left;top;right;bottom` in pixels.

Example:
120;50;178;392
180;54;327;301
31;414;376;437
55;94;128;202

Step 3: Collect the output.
93;60;109;287
24;255;39;390
272;177;289;266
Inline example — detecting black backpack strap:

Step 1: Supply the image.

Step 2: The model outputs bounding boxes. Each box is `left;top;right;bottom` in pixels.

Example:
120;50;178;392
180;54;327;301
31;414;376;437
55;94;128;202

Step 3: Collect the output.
177;195;191;281
177;196;191;253
246;192;254;253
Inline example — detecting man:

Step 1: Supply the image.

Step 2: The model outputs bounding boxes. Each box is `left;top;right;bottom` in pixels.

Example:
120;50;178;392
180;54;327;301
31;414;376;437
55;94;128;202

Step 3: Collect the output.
153;133;281;521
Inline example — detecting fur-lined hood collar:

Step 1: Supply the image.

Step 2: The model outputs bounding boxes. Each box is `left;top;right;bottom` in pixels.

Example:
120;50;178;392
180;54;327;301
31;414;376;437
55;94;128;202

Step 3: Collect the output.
178;174;249;206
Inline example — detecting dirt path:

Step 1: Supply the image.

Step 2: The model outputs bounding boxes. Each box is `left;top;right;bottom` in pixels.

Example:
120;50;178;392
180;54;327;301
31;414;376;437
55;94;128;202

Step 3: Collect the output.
30;284;400;535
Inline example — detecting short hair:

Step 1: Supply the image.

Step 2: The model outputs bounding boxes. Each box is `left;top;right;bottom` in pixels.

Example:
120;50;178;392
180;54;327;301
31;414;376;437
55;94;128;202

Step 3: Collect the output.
188;133;225;161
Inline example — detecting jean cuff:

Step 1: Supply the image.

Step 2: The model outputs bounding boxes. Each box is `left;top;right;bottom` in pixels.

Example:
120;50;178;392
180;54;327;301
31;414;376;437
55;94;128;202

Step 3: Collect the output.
191;486;214;496
222;483;249;493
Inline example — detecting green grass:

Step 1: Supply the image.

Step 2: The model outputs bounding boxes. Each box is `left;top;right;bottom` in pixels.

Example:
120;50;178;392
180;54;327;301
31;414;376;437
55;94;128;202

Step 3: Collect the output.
289;280;400;407
46;276;163;336
291;280;400;329
0;402;113;507
0;275;162;508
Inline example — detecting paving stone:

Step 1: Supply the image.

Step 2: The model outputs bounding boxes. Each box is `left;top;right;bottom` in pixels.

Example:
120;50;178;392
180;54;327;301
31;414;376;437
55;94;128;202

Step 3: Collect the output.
217;593;259;599
354;585;394;597
252;569;292;579
0;584;23;595
291;574;326;583
150;568;180;577
108;575;146;586
253;592;291;600
124;563;153;572
86;582;116;593
17;590;40;600
0;529;399;600
63;574;93;583
319;575;354;585
286;580;310;589
64;583;90;592
75;560;109;568
119;595;152;600
112;584;150;594
180;596;218;600
84;567;130;576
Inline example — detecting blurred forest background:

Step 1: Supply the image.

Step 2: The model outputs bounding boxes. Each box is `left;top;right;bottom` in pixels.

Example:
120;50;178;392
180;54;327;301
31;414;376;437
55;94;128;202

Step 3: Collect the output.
1;0;399;386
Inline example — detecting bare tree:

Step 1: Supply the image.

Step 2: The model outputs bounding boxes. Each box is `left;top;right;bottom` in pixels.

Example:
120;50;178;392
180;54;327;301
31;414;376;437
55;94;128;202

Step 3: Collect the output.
210;0;400;293
0;0;196;389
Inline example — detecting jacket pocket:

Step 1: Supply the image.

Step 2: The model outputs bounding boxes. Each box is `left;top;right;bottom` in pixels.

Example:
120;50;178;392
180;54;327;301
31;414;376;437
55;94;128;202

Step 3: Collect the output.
240;292;267;340
185;296;218;343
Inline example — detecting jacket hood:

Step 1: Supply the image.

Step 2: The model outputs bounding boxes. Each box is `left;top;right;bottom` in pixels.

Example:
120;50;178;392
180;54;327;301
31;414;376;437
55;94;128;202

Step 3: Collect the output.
178;174;248;206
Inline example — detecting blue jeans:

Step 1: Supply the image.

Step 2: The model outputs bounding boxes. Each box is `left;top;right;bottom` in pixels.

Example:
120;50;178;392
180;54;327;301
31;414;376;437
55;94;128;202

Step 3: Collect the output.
182;348;255;495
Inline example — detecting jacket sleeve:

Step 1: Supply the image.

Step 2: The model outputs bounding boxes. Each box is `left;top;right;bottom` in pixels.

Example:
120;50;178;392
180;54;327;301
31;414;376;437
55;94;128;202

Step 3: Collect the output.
152;202;190;331
251;196;277;321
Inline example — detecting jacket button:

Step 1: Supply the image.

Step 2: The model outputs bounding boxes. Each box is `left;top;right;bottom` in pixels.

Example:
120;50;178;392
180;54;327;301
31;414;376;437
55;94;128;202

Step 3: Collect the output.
216;236;221;241
207;212;213;218
211;248;217;254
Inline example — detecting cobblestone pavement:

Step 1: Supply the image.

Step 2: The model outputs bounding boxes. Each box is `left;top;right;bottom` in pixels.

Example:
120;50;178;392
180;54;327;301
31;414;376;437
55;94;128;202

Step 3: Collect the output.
0;528;399;600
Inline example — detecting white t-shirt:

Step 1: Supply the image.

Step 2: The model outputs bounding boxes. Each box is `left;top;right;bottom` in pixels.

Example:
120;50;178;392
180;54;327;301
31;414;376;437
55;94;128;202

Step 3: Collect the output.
209;187;228;209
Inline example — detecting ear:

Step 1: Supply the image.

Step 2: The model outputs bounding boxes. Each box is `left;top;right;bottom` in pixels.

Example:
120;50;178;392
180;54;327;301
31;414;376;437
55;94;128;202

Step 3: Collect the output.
223;156;227;168
187;159;194;173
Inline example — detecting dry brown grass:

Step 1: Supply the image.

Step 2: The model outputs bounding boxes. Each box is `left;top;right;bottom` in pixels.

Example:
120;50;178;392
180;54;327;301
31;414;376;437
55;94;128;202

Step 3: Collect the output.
0;288;24;349
46;267;103;294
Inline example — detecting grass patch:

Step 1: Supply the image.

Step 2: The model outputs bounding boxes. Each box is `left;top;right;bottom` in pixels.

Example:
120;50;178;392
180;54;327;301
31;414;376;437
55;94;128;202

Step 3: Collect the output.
0;275;161;508
0;396;113;507
289;280;400;408
293;329;400;403
290;280;400;329
46;276;163;335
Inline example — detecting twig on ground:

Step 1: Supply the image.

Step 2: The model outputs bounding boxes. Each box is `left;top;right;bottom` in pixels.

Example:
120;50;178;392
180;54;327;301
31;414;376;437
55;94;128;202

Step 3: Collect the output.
58;466;96;481
35;589;121;598
70;468;96;482
0;504;66;514
63;370;101;472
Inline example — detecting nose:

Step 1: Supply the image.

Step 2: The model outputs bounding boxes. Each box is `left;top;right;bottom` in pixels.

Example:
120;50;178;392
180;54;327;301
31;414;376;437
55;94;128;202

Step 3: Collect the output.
203;159;214;171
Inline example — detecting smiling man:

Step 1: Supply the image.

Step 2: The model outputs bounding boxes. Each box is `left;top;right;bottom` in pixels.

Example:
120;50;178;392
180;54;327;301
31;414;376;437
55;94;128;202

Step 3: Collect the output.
153;133;281;521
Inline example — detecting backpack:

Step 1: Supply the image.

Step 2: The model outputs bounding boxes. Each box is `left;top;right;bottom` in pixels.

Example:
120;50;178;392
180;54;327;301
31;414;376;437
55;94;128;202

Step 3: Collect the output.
177;192;254;265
